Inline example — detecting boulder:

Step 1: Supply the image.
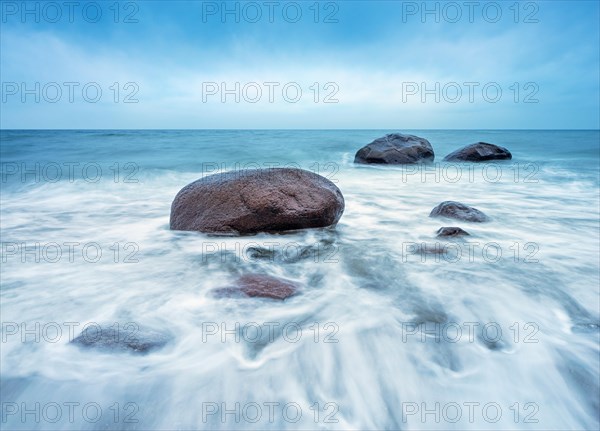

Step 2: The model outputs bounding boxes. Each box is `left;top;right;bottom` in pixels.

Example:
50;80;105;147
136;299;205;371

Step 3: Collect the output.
443;142;512;162
354;133;434;164
430;201;489;222
213;274;298;300
71;325;169;354
170;168;344;235
436;227;470;238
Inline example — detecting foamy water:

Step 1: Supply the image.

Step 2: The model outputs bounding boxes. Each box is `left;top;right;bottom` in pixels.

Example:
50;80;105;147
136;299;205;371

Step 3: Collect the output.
1;130;599;430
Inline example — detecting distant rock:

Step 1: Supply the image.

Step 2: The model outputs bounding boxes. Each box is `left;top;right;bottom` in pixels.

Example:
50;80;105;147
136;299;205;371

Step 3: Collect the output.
213;274;298;300
170;168;344;235
71;325;169;354
443;142;512;162
436;227;470;238
354;133;434;164
430;201;489;222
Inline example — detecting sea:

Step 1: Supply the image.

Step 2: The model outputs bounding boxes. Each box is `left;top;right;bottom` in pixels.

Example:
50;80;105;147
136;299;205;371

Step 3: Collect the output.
1;129;599;430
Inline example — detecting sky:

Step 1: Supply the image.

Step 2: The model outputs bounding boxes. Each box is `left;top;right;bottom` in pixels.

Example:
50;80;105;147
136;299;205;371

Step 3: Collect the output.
1;0;599;129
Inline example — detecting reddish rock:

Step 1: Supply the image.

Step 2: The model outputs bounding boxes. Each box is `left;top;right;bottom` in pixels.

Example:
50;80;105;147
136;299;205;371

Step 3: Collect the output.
170;168;344;235
213;274;298;300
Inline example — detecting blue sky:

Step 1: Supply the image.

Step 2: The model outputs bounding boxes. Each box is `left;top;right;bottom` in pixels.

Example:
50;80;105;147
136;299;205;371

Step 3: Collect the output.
1;0;599;129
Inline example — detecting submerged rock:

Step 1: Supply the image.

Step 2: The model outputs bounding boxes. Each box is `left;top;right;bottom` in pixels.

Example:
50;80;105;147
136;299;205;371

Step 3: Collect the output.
170;168;344;235
414;243;450;255
443;142;512;162
571;322;600;334
213;274;298;300
436;227;470;238
354;133;434;164
430;201;489;222
71;325;169;354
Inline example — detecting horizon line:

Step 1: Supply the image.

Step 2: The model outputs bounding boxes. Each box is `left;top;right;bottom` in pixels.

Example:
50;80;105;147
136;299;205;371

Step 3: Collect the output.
2;128;599;132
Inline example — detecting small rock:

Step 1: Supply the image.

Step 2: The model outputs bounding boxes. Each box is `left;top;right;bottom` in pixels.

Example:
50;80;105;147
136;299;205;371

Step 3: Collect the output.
245;246;277;260
443;142;512;162
436;227;470;238
213;274;298;300
71;325;169;354
354;133;434;164
414;243;448;255
430;201;489;222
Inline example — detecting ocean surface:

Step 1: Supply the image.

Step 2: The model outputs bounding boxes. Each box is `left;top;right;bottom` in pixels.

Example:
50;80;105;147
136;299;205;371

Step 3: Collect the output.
1;129;599;430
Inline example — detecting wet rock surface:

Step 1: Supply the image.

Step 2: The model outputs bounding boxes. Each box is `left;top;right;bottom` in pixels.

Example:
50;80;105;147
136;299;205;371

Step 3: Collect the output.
436;227;470;238
170;168;345;235
213;274;298;300
354;133;435;164
443;142;512;162
71;325;169;354
430;201;490;222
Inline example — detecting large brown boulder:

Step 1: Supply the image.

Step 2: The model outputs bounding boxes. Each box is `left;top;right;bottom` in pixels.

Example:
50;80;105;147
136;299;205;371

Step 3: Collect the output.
443;142;512;162
170;168;344;235
354;133;434;164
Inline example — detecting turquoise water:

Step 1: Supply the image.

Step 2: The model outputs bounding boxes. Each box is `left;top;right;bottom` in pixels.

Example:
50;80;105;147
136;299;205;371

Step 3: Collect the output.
1;130;599;430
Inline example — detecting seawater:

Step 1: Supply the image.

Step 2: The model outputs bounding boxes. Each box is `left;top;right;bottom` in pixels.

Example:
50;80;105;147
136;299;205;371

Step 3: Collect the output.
1;129;599;430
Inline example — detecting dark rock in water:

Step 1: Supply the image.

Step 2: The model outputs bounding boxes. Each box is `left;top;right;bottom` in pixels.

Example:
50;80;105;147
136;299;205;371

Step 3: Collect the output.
71;325;169;354
213;274;298;300
430;201;489;222
240;274;298;300
443;142;512;162
436;227;470;238
246;246;277;260
354;133;434;164
411;243;464;259
246;241;334;264
170;168;344;235
414;243;449;255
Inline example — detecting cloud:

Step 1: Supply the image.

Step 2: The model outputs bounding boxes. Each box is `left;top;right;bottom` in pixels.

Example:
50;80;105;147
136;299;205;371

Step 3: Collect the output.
1;3;598;129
